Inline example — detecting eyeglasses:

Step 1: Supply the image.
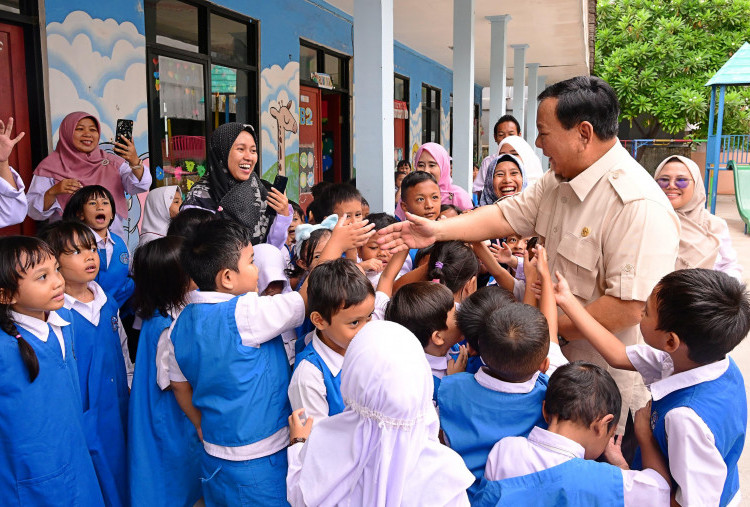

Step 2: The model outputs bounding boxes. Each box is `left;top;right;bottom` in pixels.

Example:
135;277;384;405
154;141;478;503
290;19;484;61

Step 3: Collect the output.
656;177;692;189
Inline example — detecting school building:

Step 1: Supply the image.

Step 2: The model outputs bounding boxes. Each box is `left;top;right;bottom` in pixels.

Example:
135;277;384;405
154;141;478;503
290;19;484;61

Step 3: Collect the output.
1;0;593;244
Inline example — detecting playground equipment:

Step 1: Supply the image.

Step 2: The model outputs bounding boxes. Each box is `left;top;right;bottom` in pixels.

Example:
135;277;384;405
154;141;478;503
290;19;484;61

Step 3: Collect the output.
729;160;750;234
705;42;750;214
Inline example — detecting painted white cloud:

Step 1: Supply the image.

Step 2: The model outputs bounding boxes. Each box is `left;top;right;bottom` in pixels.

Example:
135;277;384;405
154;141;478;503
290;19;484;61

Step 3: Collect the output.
46;11;143;55
48;68;99;145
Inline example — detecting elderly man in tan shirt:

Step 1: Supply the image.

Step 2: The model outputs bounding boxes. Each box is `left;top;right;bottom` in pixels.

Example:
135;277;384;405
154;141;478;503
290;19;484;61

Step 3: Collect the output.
379;76;679;436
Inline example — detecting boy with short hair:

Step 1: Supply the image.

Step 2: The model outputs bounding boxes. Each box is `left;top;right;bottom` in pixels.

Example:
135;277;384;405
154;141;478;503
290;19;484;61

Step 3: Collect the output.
169;218;370;506
475;362;671;506
399;171;441;221
318;183;363;221
288;258;375;423
555;268;750;506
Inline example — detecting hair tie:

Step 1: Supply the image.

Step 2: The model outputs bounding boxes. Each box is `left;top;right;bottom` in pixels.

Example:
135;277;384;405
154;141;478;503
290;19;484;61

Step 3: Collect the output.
434;261;444;269
15;334;22;340
431;279;441;284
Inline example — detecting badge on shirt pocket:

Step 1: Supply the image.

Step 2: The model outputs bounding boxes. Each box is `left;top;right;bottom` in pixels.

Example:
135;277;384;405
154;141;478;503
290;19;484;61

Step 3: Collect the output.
650;410;658;430
119;252;129;265
111;316;119;333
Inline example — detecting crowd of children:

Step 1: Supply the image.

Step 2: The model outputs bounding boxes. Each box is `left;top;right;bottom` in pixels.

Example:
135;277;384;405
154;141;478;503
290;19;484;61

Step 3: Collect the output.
1;112;750;506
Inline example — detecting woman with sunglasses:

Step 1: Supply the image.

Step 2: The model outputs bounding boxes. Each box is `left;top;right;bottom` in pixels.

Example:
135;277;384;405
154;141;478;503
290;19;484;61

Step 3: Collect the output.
183;122;291;245
654;155;741;279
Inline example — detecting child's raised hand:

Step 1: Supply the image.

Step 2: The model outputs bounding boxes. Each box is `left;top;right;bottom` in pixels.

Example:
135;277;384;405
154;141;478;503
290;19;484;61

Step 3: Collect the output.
358;258;384;273
288;408;313;441
634;400;653;443
267;187;290;216
330;215;375;251
523;248;538;285
603;435;629;469
447;345;468;375
534;245;551;281
552;270;575;307
489;241;514;265
0;117;25;164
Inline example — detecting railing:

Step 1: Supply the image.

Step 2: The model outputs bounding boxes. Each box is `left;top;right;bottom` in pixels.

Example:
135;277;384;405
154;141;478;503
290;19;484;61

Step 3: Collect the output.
622;136;750;168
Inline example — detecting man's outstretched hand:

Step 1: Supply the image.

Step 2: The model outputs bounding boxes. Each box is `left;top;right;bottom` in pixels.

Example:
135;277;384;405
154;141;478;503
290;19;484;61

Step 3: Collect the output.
377;212;439;253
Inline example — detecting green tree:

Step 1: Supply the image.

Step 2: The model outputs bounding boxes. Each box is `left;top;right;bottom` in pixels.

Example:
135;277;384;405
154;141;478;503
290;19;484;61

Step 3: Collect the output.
595;0;750;137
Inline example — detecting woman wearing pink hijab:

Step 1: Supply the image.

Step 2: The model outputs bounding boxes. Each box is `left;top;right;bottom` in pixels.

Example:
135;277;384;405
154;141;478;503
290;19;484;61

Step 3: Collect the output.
396;142;473;220
27;112;151;239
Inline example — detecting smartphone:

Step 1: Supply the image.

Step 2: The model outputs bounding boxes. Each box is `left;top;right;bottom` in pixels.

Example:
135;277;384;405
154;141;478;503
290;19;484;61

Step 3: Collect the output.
272;174;288;194
115;119;134;143
526;236;539;261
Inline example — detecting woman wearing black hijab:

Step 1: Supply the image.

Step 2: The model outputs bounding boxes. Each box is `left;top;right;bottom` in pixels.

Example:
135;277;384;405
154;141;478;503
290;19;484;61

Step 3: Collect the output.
183;123;290;245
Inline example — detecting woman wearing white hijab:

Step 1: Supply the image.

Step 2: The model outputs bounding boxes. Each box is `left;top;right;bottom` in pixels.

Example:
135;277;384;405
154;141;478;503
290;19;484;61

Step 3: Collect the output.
138;185;181;246
654;155;742;279
473;137;544;196
286;320;474;506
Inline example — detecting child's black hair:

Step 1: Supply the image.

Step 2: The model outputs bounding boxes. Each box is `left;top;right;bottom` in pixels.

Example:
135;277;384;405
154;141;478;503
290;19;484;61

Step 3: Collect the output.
166;207;216;238
365;212;397;232
289;200;304;220
396;159;411;172
62;185;117;227
0;236;57;382
306;200;323;225
38;221;97;257
413;245;434;267
385;281;454;348
494;114;521;137
480;303;549;382
180;219;253;291
545;361;622;432
133;236;191;319
318;183;362;217
400;171;438;202
428;241;479;294
361;196;369;207
456;285;516;353
653;269;750;364
311;181;333;200
285;228;332;280
440;204;462;216
308;259;375;323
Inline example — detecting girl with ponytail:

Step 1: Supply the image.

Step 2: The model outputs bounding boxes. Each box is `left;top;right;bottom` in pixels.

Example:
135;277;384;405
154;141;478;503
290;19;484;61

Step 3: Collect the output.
428;240;480;303
0;236;103;505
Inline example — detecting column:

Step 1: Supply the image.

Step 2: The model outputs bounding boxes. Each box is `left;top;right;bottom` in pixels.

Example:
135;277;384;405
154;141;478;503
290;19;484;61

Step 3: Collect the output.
536;74;547;165
486;15;511;155
511;44;528;135
353;0;394;213
525;63;540;148
452;0;475;192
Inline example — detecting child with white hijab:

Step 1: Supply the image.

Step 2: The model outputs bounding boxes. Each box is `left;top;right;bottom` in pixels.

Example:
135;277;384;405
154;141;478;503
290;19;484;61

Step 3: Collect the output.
138;185;182;246
286;320;475;506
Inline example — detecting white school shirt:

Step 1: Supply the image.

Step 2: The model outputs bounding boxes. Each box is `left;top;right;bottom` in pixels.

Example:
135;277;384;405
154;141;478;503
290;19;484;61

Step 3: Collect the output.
288;332;344;425
426;352;451;379
372;291;390;321
10;310;68;358
63;281;135;386
484;426;670;506
170;289;304;461
26;162;151;240
0;167;27;227
626;344;741;507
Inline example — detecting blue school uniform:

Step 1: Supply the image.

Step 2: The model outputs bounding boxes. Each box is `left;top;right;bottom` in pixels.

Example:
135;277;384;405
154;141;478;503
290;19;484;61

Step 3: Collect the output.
650;358;746;507
96;232;135;307
438;371;548;497
0;310;104;506
172;296;292;506
472;458;624;507
128;311;202;507
294;340;345;416
68;293;129;507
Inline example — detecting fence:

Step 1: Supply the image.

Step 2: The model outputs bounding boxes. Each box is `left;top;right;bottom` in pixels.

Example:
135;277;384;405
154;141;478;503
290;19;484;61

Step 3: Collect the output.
621;136;750;168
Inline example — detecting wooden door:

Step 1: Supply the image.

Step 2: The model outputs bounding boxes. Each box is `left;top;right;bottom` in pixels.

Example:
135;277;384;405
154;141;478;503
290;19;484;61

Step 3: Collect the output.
0;22;33;236
298;85;322;211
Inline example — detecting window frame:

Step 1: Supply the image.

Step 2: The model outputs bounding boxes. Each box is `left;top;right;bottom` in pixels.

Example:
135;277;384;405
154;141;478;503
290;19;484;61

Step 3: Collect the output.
422;83;441;145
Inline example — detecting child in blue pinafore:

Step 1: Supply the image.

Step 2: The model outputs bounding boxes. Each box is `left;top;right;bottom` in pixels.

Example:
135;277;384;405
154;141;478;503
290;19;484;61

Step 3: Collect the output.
0;236;104;506
128;236;202;507
557;268;750;506
474;362;671;506
63;185;135;307
170;217;362;506
39;221;132;507
288;258;376;424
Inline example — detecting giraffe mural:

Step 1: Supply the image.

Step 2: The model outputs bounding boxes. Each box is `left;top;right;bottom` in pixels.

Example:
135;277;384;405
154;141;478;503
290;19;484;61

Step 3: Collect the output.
269;99;298;176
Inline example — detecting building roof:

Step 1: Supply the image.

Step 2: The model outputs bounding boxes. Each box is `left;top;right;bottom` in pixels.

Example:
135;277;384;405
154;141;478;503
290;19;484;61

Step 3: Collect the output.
706;42;750;87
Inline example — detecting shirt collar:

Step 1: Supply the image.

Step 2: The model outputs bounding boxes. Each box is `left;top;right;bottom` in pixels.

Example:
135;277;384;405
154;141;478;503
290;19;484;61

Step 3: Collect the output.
650;357;730;401
90;227;115;247
63;281;107;316
425;352;450;372
312;332;344;376
527;426;585;460
187;290;236;304
568;140;625;202
10;310;69;341
475;367;540;394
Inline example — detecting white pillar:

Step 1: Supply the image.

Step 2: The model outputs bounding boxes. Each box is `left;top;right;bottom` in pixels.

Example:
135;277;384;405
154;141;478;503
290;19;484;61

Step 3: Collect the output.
525;63;539;148
486;15;511;155
353;0;394;213
511;44;528;135
452;0;475;192
536;74;548;165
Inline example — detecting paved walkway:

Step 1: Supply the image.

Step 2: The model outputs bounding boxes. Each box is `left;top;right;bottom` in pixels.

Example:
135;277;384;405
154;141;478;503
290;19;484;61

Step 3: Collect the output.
717;195;750;505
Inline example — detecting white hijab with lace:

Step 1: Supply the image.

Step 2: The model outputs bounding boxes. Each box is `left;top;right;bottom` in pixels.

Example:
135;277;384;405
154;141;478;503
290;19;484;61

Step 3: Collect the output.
292;320;474;506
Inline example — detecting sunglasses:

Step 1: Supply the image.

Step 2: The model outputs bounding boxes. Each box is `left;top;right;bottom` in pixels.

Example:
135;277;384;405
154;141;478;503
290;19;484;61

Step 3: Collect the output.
656;177;692;189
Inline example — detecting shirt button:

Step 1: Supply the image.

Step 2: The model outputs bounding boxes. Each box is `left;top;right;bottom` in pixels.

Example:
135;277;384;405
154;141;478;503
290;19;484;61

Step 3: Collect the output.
612;173;619;179
553;227;559;233
561;197;568;204
624;264;633;272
